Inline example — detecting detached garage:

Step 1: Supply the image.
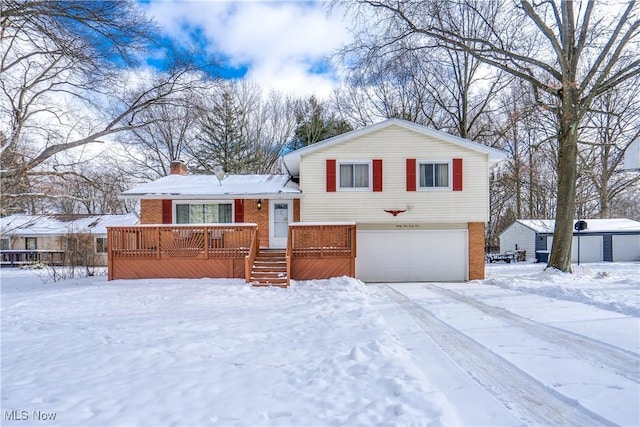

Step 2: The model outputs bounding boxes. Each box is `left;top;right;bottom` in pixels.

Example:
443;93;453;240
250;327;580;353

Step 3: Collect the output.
356;228;468;282
500;219;640;263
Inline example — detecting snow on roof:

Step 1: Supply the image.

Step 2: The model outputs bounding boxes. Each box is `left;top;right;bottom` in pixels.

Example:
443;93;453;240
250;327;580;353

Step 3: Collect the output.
0;213;139;236
282;118;508;177
516;218;640;234
121;174;300;199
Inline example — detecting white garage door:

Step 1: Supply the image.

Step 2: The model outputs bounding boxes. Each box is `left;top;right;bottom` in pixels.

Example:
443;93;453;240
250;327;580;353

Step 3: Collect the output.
613;235;640;261
356;229;467;282
547;235;603;263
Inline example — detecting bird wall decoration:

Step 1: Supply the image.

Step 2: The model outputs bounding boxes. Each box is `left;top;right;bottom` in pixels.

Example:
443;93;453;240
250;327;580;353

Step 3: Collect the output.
384;209;407;217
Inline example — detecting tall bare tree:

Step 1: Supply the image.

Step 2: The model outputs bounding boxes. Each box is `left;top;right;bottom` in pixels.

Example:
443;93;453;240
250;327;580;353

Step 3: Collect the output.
0;0;207;214
339;0;640;272
577;85;640;218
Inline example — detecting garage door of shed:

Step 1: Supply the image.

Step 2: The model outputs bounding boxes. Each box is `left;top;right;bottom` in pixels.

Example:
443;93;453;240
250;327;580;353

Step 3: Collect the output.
356;229;468;282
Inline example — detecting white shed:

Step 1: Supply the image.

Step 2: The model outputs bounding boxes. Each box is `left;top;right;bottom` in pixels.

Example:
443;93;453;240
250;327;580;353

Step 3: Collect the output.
499;219;640;263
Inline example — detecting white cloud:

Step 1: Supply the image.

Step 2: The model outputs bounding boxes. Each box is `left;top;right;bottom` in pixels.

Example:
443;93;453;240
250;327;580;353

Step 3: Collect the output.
143;0;351;99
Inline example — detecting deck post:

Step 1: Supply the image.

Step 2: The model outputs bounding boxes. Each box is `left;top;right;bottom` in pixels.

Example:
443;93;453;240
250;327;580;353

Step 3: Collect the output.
107;228;113;280
156;227;161;259
204;226;209;259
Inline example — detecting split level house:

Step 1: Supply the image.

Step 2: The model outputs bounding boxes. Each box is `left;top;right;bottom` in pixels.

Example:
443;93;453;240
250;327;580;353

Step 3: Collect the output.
110;118;506;284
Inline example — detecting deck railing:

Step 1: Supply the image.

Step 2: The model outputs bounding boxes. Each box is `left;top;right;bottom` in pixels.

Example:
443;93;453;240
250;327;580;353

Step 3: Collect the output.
244;227;259;283
1;250;66;267
288;222;357;258
108;224;257;280
287;222;357;280
108;224;257;259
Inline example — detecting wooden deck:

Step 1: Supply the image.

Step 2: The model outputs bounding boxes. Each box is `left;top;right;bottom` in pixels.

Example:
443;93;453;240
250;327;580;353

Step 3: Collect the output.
107;223;357;285
108;224;257;280
287;223;356;281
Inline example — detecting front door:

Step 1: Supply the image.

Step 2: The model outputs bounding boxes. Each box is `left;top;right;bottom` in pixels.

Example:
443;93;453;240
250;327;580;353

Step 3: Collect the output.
269;200;291;248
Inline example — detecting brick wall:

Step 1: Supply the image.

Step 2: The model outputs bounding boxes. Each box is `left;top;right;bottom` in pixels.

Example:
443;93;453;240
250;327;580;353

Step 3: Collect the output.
243;199;270;248
468;222;485;280
140;199;163;224
293;199;300;222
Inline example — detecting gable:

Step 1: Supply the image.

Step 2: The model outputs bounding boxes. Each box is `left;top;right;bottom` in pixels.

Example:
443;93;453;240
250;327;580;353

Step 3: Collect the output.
297;125;492;223
283;119;506;177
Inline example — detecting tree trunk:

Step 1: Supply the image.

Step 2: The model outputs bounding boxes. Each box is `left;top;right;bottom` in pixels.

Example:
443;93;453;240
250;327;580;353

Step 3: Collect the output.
547;92;579;272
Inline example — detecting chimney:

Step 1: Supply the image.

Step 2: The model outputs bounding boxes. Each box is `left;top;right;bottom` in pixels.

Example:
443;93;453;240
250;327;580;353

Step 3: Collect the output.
170;160;187;175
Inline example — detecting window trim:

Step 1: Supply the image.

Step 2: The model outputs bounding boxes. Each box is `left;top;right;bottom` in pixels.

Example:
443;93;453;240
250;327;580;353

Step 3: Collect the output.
172;200;235;224
337;160;372;191
417;160;452;190
25;237;37;250
95;237;108;254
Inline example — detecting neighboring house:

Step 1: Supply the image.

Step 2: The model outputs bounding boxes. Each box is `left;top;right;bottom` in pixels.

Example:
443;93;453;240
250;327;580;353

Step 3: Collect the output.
0;213;139;266
500;219;640;263
119;119;506;282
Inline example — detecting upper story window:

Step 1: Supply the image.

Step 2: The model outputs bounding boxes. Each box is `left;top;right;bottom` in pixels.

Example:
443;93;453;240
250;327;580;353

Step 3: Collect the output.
1;238;9;250
339;162;370;190
175;202;232;224
419;161;450;189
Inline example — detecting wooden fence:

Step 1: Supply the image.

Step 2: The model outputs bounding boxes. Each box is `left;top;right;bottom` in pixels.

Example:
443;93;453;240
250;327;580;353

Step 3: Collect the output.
287;222;356;280
108;224;257;280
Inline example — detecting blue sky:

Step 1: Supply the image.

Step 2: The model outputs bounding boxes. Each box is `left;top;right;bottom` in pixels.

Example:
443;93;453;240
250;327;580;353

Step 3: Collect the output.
140;0;351;98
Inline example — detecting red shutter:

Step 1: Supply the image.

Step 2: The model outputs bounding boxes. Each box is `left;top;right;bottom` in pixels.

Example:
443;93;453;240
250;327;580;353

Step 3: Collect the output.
234;199;244;222
453;158;463;191
161;199;172;224
373;159;383;192
326;159;336;192
406;159;416;191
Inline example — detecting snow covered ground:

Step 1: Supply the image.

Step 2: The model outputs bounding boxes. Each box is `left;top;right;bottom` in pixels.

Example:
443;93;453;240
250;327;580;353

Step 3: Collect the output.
1;262;638;426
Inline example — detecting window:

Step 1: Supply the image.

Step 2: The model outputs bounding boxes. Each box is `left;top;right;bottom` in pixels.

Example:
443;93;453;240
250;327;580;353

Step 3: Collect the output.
0;238;9;250
339;162;370;189
96;237;108;253
419;162;450;188
25;237;37;250
175;203;232;224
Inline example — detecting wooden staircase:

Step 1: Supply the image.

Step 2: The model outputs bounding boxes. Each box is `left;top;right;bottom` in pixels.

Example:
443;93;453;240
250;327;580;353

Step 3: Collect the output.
250;249;289;287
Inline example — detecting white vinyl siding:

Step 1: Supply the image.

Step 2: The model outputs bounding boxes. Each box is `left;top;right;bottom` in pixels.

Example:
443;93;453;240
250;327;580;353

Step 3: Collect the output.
499;222;537;260
299;125;489;223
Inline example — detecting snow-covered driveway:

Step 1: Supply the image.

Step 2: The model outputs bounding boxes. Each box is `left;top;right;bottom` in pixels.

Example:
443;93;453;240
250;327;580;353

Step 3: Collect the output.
1;262;639;426
371;262;639;426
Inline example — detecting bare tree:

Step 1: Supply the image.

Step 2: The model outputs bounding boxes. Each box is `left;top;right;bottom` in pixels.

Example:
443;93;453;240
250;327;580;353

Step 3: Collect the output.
0;0;208;214
339;0;640;272
119;95;200;180
247;89;298;173
577;85;640;218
